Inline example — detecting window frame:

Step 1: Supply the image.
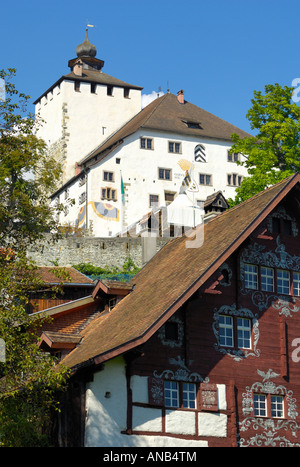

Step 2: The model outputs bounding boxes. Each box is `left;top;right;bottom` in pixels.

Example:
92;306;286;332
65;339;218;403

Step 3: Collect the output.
244;263;258;290
149;194;159;207
253;393;285;419
158;168;172;181
199;173;212;186
163;381;198;410
101;187;117;201
140;137;153;150
243;264;300;297
103;171;114;182
219;315;253;351
168;141;182;154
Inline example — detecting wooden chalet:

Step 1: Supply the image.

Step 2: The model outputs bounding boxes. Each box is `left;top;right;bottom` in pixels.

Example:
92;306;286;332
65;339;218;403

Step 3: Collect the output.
27;266;95;313
35;174;300;447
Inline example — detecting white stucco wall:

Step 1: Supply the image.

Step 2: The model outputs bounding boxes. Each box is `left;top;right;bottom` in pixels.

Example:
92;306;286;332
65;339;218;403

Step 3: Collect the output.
53;126;248;237
84;357;227;447
35;78;142;183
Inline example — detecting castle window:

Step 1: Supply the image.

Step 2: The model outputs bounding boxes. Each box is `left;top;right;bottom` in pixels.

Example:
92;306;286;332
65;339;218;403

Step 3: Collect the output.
103;171;114;182
107;85;113;96
79;192;86;205
124;88;130;98
101;187;117;201
91;83;96;94
74;81;80;92
149;194;159;207
158;168;171;180
227;173;243;186
140;137;153;150
168;141;181;154
199;173;212;186
227;151;240;162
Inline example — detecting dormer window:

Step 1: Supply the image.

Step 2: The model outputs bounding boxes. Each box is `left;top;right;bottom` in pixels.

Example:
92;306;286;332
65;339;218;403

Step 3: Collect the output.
182;120;202;129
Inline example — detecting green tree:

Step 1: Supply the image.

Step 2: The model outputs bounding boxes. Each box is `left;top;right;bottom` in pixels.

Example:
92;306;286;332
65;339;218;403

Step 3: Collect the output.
0;68;62;249
229;83;300;205
0;69;69;446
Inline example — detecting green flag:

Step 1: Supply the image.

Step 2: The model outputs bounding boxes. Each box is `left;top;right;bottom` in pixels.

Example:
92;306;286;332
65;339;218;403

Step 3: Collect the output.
121;173;125;205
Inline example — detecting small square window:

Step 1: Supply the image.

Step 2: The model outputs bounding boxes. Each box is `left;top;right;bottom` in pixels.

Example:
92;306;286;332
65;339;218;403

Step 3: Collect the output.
149;194;159;207
199;174;211;185
169;141;181;153
140;137;153;150
158;168;171;180
103;171;114;182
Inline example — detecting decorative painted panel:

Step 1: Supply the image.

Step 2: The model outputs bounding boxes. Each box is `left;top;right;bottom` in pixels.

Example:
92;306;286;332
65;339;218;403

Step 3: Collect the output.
239;368;300;447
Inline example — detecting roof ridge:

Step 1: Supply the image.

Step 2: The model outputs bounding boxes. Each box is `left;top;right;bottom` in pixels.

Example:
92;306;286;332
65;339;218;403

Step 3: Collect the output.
205;174;296;226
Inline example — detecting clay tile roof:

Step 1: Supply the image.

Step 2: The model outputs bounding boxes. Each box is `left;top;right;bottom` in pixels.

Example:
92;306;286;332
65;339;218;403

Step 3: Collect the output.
61;174;300;370
37;267;94;285
79;92;251;166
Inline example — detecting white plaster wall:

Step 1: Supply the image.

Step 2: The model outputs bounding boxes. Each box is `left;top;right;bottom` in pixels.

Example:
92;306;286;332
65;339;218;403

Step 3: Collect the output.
165;410;196;435
85;358;209;447
54;127;248;237
36;78;142;183
198;413;227;437
35;83;63;144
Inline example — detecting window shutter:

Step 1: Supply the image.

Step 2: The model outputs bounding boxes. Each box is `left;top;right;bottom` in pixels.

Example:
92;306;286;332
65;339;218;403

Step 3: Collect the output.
200;383;218;412
148;377;164;406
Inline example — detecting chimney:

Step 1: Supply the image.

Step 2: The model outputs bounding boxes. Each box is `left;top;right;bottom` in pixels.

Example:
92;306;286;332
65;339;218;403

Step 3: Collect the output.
177;89;184;104
75;162;81;176
73;60;83;77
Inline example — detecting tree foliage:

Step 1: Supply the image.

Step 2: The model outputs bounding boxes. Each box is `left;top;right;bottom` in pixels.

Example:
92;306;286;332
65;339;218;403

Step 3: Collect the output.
0;69;69;446
0;68;62;250
229;83;300;205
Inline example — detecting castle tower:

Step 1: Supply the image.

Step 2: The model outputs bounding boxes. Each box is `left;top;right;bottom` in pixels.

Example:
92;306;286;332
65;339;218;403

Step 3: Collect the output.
34;30;143;185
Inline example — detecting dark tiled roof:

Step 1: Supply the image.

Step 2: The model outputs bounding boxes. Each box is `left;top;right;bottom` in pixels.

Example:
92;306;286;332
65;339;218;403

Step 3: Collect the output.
61;174;299;370
80;92;251;166
33;69;143;104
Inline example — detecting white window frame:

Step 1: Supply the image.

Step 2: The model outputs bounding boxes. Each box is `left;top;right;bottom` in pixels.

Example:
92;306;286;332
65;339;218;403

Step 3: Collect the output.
244;264;258;290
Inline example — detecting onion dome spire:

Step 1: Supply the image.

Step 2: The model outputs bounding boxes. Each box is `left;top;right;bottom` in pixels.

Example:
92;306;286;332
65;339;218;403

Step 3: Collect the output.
76;29;97;58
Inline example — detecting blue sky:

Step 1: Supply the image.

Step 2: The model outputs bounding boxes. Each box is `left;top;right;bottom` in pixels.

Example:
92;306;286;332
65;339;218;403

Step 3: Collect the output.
1;0;300;134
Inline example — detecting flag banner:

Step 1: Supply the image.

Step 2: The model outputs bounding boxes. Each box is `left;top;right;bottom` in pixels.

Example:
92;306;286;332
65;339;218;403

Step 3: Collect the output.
121;174;125;205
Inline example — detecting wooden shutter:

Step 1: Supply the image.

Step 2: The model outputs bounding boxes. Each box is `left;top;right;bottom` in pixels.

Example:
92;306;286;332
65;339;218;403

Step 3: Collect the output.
148;377;164;406
200;383;218;412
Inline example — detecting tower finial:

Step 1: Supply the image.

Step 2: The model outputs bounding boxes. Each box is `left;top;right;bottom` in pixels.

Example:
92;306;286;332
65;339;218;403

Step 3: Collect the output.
76;26;97;58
